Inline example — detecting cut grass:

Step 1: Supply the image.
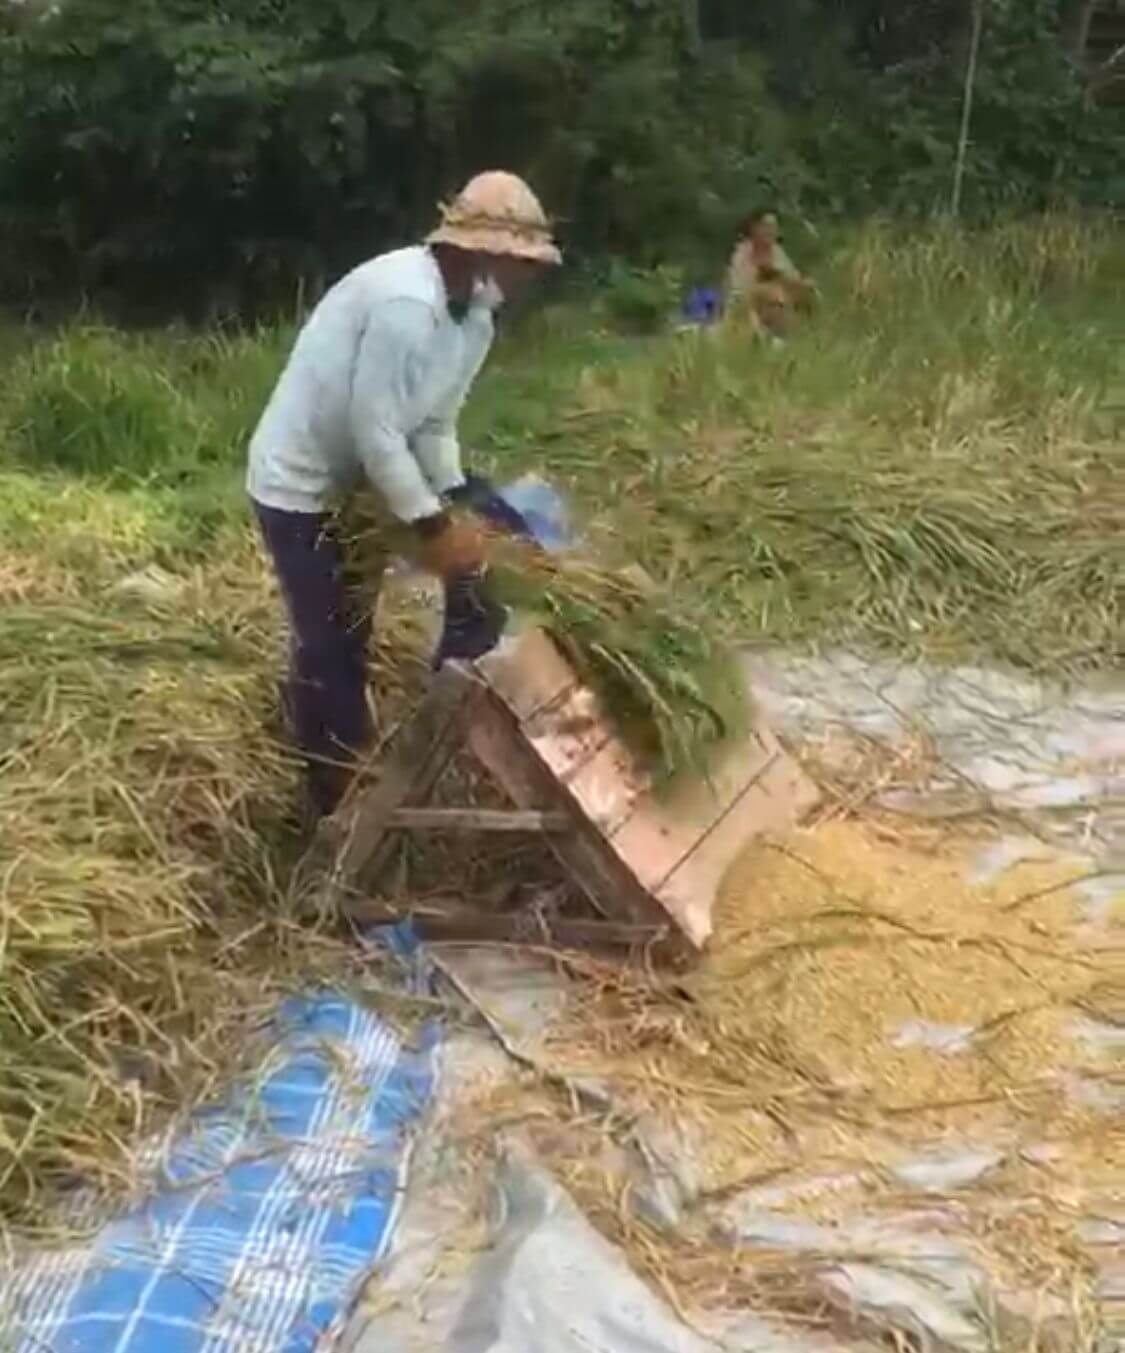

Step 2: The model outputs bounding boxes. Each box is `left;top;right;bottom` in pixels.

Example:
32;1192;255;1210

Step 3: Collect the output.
488;546;750;783
0;213;1120;1240
465;215;1124;675
0;502;434;1242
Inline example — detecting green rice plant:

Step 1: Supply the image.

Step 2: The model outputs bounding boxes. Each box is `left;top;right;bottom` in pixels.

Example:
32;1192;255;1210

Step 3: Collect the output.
179;325;294;461
601;263;682;336
2;328;210;483
489;545;750;783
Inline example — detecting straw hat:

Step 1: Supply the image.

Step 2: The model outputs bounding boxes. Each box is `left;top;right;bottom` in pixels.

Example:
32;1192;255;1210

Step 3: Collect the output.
427;171;561;266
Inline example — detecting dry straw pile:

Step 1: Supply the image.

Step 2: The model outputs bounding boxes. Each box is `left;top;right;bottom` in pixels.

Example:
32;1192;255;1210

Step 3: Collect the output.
0;544;404;1240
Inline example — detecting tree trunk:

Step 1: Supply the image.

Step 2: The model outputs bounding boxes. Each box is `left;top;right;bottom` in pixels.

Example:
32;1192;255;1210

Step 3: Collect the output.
681;0;702;58
950;0;985;217
1060;0;1098;62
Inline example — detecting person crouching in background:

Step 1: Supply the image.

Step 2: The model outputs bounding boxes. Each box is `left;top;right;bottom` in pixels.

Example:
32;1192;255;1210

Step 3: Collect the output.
725;208;816;341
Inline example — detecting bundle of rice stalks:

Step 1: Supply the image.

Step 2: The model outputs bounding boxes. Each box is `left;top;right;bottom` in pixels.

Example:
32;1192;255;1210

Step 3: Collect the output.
344;494;749;784
489;542;749;783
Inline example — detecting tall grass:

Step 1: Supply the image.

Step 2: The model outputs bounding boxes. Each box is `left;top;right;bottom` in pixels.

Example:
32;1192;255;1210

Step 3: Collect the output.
0;214;1120;1239
1;323;290;482
467;215;1124;674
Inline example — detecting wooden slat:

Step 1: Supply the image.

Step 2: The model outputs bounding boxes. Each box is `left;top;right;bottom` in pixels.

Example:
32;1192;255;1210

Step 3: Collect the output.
522;683;612;784
331;663;480;897
348;896;688;963
467;690;685;940
473;626;578;720
607;730;775;886
563;735;650;835
657;748;820;945
605;724;814;870
386;808;570;833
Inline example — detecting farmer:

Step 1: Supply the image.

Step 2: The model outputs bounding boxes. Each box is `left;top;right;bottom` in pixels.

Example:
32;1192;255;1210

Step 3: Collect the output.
725;208;816;339
247;171;561;820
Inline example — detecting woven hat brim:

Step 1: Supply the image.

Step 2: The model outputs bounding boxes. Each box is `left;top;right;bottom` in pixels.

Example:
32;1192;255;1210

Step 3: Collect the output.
427;222;561;265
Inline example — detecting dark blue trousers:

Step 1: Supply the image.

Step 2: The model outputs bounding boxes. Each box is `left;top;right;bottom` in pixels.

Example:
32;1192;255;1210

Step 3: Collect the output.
253;501;376;815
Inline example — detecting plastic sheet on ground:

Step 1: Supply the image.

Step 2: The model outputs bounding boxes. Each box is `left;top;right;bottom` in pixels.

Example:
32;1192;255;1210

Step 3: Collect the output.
745;649;1123;868
1;930;439;1353
340;941;1121;1352
340;955;866;1353
339;655;1122;1353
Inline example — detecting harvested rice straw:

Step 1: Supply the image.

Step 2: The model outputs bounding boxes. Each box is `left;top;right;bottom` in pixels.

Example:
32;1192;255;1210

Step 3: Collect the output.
343;493;750;783
0;553;425;1240
490;540;750;783
546;821;1114;1189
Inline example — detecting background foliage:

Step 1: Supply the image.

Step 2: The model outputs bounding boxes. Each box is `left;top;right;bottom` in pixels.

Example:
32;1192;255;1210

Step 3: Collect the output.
0;0;1120;318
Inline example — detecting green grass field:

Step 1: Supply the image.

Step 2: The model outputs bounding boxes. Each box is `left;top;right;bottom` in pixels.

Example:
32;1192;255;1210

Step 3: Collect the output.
1;216;1121;1237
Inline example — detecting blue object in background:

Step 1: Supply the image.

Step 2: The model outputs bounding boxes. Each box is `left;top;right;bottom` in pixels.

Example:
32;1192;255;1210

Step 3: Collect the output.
681;286;721;326
498;475;575;553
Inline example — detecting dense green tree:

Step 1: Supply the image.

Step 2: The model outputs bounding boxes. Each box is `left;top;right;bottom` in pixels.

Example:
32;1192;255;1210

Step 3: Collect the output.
0;0;1118;317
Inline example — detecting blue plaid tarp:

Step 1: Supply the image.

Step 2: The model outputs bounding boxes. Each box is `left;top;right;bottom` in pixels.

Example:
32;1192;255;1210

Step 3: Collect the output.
4;947;440;1352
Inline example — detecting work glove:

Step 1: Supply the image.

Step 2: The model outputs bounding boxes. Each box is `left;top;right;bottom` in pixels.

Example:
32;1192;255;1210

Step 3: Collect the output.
445;473;533;541
433;567;508;669
411;510;486;577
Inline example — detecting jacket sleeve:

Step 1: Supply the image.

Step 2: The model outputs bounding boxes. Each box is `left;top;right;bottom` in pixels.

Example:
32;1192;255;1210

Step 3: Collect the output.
349;300;444;523
410;305;495;495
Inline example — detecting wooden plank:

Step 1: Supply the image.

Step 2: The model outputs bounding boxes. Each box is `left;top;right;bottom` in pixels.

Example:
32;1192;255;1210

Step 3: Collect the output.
467;690;681;938
524;687;613;784
477;628;644;821
608;726;801;893
562;735;650;835
348;896;689;964
656;749;820;946
386;808;570;833
473;627;578;721
331;663;480;897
